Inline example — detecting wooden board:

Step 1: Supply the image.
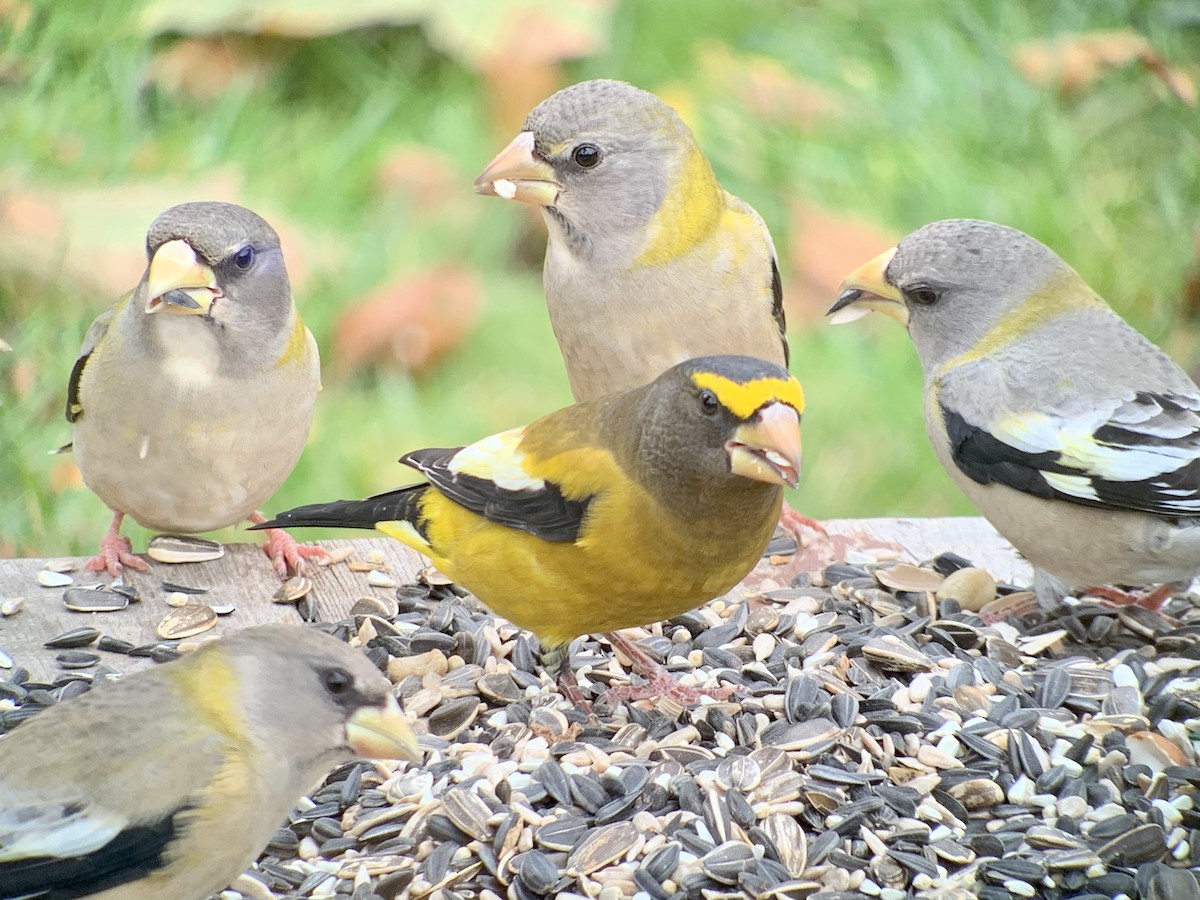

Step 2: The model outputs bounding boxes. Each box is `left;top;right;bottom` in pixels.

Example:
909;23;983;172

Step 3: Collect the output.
0;517;1030;683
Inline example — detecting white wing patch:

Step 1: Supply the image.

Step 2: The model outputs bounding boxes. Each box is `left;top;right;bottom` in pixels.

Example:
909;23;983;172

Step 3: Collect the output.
995;408;1199;483
0;802;125;861
448;428;545;491
990;391;1200;515
1041;471;1100;502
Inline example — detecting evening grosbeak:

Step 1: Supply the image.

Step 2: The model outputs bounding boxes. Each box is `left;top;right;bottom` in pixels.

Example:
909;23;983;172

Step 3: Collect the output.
65;202;323;577
474;78;816;544
0;625;417;900
830;218;1200;611
257;355;804;705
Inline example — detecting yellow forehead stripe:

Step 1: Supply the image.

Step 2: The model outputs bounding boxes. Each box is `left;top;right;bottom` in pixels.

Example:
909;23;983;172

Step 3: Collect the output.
691;372;805;420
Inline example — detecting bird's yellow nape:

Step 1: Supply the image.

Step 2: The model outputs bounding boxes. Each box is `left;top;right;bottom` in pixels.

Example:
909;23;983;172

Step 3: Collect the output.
828;247;907;325
690;372;805;420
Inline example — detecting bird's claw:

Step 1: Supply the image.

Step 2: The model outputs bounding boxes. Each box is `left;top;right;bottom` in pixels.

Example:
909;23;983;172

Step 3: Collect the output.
778;503;827;547
86;532;150;578
261;528;327;577
601;674;740;708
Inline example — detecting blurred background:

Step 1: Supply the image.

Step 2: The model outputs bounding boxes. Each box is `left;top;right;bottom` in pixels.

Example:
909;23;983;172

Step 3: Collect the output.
1;0;1198;558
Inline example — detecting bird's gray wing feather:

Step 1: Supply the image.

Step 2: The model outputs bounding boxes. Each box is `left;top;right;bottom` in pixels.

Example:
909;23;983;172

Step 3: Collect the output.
937;311;1200;517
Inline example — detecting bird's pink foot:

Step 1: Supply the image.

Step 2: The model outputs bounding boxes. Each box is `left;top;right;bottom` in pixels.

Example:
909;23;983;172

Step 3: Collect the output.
600;630;739;707
251;512;328;577
601;670;739;707
556;664;593;713
778;502;827;547
85;512;149;578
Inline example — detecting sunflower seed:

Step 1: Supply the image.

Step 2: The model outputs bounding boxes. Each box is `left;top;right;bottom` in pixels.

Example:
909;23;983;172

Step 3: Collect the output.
516;850;560;895
567;822;637;875
442;788;493;842
427;696;479;739
366;569;397;589
273;575;313;604
60;587;129;613
156;604;217;639
56;650;100;669
37;570;74;588
44;627;100;649
147;534;224;563
875;563;944;593
535;815;587;851
351;595;399;618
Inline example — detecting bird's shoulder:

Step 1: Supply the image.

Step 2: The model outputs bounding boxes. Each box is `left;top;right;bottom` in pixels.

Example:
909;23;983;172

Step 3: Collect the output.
65;300;125;423
403;409;623;543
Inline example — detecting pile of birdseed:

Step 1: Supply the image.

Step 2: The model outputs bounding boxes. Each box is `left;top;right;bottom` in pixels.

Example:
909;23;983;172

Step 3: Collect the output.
6;549;1200;900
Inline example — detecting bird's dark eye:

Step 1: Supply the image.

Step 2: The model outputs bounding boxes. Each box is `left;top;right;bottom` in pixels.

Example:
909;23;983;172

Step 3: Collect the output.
699;389;720;415
571;143;601;169
321;668;352;696
234;246;256;270
904;285;940;306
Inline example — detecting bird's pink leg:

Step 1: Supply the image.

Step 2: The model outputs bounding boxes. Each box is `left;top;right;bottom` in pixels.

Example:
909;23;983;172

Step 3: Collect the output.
85;511;150;577
250;511;328;577
600;630;739;706
778;501;827;546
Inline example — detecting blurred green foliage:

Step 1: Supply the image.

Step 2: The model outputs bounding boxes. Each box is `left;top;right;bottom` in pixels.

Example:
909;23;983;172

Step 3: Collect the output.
1;0;1198;558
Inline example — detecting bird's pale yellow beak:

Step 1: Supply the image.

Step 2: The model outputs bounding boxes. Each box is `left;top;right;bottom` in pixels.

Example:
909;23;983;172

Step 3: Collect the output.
346;694;420;762
828;247;908;326
727;401;802;488
474;131;560;207
145;240;219;316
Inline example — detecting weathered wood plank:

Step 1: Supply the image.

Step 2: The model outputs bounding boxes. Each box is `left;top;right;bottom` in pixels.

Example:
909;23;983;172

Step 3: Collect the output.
0;537;428;683
0;517;1029;684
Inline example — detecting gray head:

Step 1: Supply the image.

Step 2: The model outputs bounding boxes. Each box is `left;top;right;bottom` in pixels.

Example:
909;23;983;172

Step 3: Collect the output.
600;355;802;520
829;219;1097;369
213;625;416;770
474;80;711;264
136;201;295;375
0;625;417;804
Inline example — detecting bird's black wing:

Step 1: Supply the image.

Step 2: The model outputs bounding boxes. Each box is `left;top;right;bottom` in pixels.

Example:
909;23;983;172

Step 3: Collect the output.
942;390;1200;517
403;436;591;543
65;308;114;424
0;810;181;900
770;257;788;368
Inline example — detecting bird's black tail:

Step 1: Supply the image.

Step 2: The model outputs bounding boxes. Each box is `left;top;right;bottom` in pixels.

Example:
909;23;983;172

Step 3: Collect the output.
253;484;428;531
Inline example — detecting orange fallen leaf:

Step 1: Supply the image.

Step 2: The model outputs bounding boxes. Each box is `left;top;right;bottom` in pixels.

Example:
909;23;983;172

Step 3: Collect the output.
785;200;897;324
49;458;83;494
376;144;460;213
0;0;32;34
0;173;336;299
1012;29;1197;106
332;264;481;377
480;56;565;140
147;35;279;101
139;0;615;72
697;42;832;130
8;355;34;399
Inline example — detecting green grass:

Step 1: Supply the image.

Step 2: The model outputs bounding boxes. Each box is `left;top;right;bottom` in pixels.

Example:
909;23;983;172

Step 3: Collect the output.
1;0;1198;556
